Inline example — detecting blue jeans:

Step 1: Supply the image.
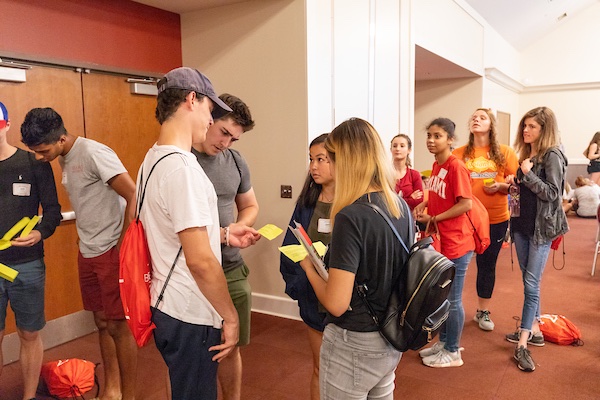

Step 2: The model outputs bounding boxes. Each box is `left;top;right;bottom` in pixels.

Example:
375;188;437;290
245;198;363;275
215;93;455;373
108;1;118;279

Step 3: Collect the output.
513;231;551;331
320;324;402;400
439;251;473;352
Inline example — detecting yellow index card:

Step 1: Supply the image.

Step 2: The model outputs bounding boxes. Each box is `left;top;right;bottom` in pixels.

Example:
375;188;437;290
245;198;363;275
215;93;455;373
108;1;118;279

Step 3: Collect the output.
279;244;308;263
0;263;18;282
20;215;40;238
313;241;328;257
258;224;284;240
0;240;10;251
2;217;30;241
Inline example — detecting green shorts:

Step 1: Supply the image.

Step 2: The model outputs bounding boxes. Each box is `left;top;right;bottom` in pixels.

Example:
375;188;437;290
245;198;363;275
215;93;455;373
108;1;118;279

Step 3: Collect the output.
225;263;251;346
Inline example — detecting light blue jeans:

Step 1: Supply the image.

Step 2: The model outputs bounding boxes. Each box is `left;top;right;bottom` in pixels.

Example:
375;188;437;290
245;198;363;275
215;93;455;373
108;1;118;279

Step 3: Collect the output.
439;251;473;353
320;323;402;400
513;231;551;331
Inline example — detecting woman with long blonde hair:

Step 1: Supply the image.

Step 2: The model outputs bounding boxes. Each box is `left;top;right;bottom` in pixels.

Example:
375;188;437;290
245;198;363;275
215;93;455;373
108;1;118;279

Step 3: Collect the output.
300;118;413;399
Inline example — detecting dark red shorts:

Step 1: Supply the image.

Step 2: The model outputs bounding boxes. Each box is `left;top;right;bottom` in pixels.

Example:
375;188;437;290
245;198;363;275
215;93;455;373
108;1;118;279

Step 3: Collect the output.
78;247;125;320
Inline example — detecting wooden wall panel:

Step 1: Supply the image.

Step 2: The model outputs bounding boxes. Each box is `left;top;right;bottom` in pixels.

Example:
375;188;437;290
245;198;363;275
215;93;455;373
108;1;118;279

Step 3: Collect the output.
1;66;85;333
82;73;160;179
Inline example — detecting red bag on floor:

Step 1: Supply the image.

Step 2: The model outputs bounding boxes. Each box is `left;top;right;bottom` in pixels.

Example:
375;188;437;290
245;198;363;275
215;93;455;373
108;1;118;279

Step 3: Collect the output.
40;359;98;399
539;314;583;346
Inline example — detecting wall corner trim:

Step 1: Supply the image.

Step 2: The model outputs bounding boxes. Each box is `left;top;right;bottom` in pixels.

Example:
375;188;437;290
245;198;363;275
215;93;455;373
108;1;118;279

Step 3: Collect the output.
485;67;524;93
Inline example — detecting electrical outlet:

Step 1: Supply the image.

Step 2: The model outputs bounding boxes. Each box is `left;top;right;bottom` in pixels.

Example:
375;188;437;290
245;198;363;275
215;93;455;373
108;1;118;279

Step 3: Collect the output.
281;185;292;198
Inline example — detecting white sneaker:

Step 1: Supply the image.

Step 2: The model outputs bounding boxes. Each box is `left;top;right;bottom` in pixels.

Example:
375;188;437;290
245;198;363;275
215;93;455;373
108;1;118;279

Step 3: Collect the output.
473;309;495;331
422;348;464;368
419;341;445;358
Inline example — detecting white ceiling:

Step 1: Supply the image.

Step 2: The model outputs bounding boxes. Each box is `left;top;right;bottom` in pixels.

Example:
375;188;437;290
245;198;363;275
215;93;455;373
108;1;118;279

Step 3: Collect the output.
465;0;599;51
133;0;599;80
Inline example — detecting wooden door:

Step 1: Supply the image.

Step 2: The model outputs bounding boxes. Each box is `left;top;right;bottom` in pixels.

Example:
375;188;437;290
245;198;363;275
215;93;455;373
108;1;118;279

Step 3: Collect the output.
0;65;84;333
82;73;160;179
497;111;511;146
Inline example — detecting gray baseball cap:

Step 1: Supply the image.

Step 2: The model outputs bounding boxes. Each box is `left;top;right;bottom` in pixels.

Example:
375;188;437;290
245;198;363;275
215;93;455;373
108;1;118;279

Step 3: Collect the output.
157;67;232;120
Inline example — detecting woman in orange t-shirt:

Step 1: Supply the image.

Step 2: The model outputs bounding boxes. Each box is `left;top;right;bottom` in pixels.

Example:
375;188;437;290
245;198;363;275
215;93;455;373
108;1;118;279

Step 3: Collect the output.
453;108;518;332
414;117;474;368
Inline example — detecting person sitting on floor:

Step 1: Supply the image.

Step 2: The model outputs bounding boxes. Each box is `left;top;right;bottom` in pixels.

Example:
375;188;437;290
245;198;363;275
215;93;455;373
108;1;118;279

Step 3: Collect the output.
564;175;600;218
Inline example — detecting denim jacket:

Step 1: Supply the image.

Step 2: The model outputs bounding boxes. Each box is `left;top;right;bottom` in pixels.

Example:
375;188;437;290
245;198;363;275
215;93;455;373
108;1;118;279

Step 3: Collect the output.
520;147;569;244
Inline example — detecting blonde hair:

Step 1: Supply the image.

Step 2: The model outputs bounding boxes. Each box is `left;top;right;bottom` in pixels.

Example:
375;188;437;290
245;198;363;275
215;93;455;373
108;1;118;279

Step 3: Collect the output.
325;118;400;226
513;106;561;163
575;175;592;187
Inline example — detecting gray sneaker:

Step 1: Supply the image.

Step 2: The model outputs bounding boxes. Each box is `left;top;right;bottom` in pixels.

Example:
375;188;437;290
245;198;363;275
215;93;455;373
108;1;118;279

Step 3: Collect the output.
473;309;495;331
506;330;545;347
514;345;535;372
419;341;445;358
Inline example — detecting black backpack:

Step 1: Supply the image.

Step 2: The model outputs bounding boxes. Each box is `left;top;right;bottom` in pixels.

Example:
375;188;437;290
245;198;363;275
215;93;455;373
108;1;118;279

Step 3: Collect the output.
357;202;455;352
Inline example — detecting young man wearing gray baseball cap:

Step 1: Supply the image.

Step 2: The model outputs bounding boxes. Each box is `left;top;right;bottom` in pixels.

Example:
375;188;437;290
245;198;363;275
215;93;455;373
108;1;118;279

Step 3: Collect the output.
140;67;258;399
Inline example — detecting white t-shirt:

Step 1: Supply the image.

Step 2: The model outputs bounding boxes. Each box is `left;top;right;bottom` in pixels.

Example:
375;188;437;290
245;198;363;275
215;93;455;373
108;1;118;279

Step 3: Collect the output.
568;184;600;217
60;137;127;257
138;144;222;328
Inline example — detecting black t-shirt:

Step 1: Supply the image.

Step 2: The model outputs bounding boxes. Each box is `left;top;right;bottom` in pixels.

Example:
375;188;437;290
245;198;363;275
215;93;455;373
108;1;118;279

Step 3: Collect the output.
0;149;62;264
324;192;413;332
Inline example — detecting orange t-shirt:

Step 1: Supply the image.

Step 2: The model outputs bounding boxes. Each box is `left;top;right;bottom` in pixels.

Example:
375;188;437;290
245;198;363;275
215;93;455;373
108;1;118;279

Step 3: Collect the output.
453;144;518;224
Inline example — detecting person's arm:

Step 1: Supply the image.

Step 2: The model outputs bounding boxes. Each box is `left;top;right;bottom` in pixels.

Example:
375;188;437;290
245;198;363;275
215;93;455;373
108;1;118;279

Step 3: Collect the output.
299;258;355;316
108;172;136;240
234;188;259;227
178;227;239;361
587;143;599;160
417;197;472;224
521;152;564;203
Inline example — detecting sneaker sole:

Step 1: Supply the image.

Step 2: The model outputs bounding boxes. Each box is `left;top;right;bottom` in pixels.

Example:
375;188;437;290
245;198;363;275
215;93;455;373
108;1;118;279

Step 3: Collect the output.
478;321;494;331
506;336;545;347
513;355;535;372
424;358;464;368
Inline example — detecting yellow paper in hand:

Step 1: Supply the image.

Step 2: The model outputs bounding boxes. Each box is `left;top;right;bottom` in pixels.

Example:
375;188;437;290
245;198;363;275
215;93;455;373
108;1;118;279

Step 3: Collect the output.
0;263;18;282
313;241;328;257
258;224;284;240
20;215;40;238
0;240;10;251
279;244;308;263
2;217;30;241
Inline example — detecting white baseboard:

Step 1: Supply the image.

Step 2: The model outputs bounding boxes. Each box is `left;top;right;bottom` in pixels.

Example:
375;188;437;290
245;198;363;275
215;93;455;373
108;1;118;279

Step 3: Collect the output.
2;310;96;366
251;293;301;321
2;294;300;366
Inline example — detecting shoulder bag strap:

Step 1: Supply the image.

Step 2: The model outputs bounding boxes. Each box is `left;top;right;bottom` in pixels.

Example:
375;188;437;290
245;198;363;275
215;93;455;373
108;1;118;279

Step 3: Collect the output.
354;200;410;327
135;151;183;311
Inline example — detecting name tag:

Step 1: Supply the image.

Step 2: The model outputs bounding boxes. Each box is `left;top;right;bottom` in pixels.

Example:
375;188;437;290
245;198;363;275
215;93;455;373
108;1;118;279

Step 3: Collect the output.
13;183;31;196
438;168;448;179
317;218;331;234
62;171;68;185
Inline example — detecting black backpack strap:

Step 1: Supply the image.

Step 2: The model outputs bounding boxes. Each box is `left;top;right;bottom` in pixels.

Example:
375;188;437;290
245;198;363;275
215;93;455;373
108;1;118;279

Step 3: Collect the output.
359;201;410;255
136;152;180;218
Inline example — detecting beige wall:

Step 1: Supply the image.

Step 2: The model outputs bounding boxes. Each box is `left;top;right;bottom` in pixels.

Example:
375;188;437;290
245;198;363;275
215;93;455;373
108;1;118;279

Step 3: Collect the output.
413;77;482;173
181;0;307;306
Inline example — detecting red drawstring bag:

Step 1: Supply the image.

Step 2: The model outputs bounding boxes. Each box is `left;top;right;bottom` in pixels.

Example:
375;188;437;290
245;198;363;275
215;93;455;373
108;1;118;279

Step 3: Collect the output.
539;314;583;346
40;359;98;399
119;218;156;347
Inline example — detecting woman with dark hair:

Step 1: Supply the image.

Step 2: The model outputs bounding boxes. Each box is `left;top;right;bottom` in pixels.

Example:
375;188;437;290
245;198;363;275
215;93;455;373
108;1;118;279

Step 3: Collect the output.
300;118;413;399
584;131;600;185
505;106;568;372
279;133;333;400
391;133;423;210
414;117;474;368
453;108;518;332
